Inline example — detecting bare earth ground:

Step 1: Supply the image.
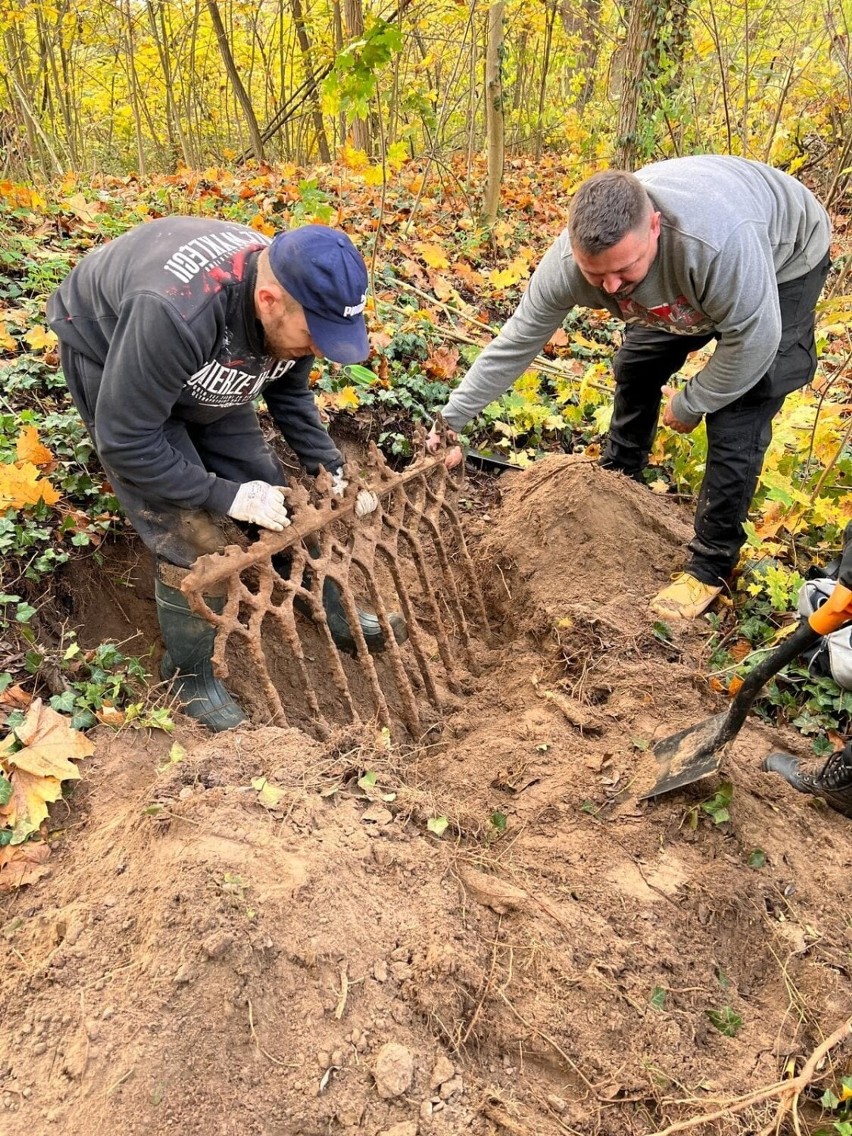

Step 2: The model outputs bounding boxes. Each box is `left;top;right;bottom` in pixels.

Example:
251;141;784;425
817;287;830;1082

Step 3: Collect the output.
1;457;850;1136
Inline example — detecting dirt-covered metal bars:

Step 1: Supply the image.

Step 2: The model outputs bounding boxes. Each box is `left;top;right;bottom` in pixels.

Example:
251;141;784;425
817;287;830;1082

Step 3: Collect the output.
180;440;490;739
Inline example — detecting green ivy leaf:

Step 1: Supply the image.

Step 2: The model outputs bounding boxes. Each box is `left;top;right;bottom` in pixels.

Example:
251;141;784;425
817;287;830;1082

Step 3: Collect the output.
649;986;667;1010
427;815;448;837
706;1006;742;1037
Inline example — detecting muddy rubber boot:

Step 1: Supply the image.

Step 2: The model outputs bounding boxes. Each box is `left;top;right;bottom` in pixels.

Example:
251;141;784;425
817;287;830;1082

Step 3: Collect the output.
155;577;247;732
320;575;407;656
762;742;852;818
272;552;407;655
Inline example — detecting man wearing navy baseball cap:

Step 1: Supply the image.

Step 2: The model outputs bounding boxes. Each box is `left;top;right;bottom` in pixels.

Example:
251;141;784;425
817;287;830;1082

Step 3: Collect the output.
48;218;405;731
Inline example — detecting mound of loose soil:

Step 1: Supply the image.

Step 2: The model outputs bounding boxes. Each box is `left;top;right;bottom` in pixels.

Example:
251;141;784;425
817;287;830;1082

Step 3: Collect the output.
2;460;850;1136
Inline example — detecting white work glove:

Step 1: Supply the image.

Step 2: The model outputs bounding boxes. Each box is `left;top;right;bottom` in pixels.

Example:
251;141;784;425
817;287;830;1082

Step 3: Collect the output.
227;481;290;531
331;469;379;518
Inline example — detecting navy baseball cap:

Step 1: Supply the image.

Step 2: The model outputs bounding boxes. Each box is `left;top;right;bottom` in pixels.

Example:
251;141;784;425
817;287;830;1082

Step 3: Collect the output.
267;226;370;364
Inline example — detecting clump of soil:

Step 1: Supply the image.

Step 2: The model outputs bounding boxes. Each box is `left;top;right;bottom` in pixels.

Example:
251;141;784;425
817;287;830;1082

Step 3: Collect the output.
2;460;850;1136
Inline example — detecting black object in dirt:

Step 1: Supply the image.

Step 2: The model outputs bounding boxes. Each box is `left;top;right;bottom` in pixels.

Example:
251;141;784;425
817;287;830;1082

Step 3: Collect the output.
762;743;852;819
155;576;247;732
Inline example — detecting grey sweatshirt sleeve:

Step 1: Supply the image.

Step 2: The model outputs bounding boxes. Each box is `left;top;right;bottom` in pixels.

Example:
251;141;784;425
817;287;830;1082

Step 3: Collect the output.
671;224;782;426
440;238;577;432
91;294;241;515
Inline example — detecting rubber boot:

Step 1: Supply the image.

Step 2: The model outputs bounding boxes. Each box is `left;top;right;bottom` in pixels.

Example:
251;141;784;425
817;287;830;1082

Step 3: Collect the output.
320;575;407;656
272;552;407;656
762;742;852;818
155;577;247;732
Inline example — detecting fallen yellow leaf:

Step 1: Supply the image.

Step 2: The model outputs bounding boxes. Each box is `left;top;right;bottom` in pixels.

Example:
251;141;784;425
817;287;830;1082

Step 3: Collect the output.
414;242;449;270
24;326;58;353
0;461;61;509
0;768;64;842
0;319;17;353
16;425;53;467
7;698;93;780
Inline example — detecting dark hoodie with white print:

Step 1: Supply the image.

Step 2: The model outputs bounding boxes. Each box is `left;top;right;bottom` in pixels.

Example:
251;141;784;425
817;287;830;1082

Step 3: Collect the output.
47;218;343;515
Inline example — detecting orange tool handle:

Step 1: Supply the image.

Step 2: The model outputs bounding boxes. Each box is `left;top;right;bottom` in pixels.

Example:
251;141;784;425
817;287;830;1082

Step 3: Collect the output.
808;582;852;636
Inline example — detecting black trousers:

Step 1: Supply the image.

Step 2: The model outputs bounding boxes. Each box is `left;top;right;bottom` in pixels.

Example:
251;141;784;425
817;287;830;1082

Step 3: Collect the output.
600;252;831;584
60;345;285;568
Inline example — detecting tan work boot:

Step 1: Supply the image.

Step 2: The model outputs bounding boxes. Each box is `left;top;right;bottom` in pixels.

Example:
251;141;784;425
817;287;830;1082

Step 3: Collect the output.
650;572;722;620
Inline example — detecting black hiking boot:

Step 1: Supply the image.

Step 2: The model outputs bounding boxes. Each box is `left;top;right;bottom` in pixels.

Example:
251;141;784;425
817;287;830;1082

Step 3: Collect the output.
272;552;407;656
762;742;852;818
155;575;247;732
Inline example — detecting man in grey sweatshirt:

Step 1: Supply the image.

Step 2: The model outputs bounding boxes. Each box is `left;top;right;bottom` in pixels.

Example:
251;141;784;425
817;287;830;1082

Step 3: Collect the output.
432;156;831;619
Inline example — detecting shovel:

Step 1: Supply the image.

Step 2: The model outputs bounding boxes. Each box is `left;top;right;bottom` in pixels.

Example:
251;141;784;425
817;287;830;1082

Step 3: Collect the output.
640;580;852;800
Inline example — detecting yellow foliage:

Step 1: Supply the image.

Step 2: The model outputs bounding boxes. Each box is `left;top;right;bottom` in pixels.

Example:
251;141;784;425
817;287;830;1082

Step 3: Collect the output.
490;255;532;289
0;461;61;509
363;164;385;187
23;326;58;353
0;319;17;353
249;214;276;236
333;386;361;410
0;699;93;851
414;242;449;269
339;144;370;171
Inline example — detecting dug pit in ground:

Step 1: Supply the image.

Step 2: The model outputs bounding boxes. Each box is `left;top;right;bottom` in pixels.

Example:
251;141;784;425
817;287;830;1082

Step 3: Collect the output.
2;456;850;1136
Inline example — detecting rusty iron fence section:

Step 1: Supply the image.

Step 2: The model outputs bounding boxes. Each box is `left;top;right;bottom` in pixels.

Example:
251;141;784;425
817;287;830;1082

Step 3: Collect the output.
181;443;490;738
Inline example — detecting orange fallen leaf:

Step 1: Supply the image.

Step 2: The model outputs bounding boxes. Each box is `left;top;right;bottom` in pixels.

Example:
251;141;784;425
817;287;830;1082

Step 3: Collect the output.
424;345;460;381
0;683;32;709
16;425;53;466
728;676;744;697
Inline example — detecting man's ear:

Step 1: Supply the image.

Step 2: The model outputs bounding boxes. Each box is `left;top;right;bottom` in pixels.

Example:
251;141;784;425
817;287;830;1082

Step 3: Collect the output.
255;282;283;317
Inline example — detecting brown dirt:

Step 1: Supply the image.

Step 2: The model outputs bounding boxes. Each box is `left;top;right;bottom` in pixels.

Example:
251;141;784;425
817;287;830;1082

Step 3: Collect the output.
2;456;851;1136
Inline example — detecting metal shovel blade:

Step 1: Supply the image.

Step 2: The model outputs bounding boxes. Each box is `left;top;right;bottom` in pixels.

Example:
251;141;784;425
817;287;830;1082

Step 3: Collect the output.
639;711;729;799
638;616;831;802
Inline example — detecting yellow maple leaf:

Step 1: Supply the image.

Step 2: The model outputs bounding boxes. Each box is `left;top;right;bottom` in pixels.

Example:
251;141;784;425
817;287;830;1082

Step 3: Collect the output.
414;242;449;270
15;425;53;466
490;255;532;289
339;143;370;171
0;319;17;353
24;326;58;353
63;192;101;223
0;769;64;843
333;386;361;410
0;841;51;892
363;164;385;187
0;461;61;509
7;698;93;780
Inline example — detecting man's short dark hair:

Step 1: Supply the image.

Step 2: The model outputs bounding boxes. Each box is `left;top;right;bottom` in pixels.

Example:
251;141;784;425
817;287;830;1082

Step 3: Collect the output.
568;170;652;255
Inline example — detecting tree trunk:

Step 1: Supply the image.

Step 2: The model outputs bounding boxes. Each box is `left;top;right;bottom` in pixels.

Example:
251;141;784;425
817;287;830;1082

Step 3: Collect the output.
481;0;505;223
614;0;668;170
147;0;194;168
205;0;265;161
290;0;331;161
344;0;370;152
